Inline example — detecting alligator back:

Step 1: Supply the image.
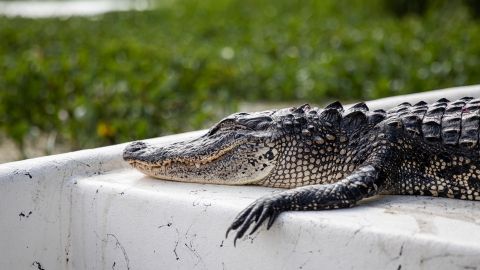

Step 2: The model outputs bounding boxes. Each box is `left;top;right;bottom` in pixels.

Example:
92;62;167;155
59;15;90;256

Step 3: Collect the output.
385;97;480;150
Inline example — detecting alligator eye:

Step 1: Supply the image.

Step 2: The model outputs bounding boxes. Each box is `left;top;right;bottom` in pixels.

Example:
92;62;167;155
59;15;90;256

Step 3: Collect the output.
208;114;273;136
238;116;273;130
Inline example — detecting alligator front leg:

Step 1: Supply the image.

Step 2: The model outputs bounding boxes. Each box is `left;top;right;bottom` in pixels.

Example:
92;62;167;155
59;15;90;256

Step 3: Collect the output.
226;165;382;245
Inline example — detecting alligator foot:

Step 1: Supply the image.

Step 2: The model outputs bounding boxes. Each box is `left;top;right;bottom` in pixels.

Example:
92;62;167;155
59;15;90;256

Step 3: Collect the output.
226;165;381;245
226;194;283;246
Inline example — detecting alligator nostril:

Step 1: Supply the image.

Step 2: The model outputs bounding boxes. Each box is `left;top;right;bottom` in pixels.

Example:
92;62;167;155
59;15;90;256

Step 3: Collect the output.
123;141;148;161
129;141;147;152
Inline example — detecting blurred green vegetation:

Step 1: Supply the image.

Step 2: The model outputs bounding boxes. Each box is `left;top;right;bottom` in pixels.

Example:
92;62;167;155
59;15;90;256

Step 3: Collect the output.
1;0;480;158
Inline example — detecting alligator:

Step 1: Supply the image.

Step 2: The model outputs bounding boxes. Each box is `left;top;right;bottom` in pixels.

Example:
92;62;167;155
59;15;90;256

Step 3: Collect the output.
124;97;480;245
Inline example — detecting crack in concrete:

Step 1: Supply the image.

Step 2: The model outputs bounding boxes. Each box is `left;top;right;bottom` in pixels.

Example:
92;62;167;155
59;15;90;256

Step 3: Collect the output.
158;222;173;229
173;228;180;261
32;261;45;270
19;210;33;220
106;234;130;270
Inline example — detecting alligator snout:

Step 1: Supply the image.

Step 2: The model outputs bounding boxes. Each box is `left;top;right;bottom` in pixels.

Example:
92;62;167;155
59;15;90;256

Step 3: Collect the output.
123;141;148;161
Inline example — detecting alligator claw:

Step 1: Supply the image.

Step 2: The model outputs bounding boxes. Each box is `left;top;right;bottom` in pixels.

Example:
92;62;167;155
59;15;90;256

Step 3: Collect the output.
226;195;281;246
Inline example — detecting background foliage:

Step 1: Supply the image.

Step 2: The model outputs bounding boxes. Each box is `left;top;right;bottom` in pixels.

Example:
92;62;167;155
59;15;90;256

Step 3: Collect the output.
1;0;480;158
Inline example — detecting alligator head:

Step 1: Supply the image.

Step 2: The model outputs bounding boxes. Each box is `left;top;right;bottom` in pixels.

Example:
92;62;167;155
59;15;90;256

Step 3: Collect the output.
123;108;286;185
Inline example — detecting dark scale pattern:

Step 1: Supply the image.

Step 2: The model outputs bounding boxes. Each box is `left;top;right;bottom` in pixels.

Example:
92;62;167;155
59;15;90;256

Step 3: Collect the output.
123;97;480;245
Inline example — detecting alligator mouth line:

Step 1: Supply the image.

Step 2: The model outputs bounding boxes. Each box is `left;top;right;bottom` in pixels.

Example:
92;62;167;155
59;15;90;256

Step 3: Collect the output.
128;140;244;169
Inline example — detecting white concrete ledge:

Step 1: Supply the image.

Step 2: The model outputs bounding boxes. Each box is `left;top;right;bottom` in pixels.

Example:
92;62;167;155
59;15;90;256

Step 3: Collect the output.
365;84;480;110
1;85;480;270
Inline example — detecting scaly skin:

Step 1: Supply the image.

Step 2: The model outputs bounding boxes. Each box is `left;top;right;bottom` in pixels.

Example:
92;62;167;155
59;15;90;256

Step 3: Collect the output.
124;97;480;245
